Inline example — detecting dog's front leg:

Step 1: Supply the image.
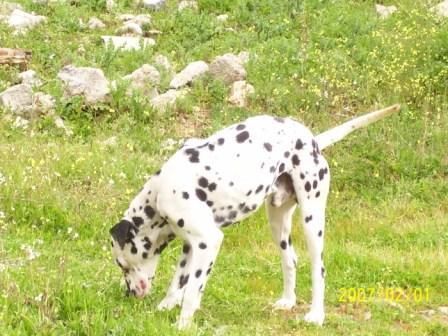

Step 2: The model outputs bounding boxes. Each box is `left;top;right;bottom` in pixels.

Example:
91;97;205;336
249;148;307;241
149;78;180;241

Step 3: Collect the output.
176;228;224;330
158;242;192;311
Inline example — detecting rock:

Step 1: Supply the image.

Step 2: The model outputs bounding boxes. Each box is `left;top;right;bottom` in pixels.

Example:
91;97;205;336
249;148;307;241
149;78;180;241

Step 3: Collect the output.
238;51;250;64
228;80;254;107
150;89;186;112
142;0;166;10
123;64;160;97
178;0;198;11
438;306;448;315
216;14;228;22
375;4;397;18
57;65;110;104
0;84;33;116
117;21;143;36
33;92;55;114
13;116;29;129
169;61;208;89
209;53;246;84
54;116;73;136
6;9;46;33
18;70;42;87
101;35;155;51
87;17;106;30
432;0;448;17
154;54;172;72
119;14;151;26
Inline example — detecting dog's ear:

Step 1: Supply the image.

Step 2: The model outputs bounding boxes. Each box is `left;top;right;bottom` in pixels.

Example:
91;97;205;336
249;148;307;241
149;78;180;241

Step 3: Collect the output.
110;219;133;249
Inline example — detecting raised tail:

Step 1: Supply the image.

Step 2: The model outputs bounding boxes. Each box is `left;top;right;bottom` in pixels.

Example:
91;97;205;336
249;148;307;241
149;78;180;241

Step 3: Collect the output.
315;104;401;150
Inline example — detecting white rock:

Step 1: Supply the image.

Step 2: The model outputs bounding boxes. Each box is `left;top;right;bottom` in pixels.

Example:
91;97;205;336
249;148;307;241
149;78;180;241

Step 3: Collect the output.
33;92;55;114
375;4;397;18
154;54;172;71
18;70;42;87
150;89;186;112
117;21;143;36
57;65;110;104
54;116;73;136
7;9;46;33
432;0;448;17
123;64;160;97
119;14;151;26
209;53;246;84
178;0;197;11
87;17;106;30
13;116;29;129
216;14;228;22
101;35;155;51
238;51;250;64
106;0;115;11
143;0;165;10
0;84;33;115
439;306;448;315
228;80;254;107
169;61;208;89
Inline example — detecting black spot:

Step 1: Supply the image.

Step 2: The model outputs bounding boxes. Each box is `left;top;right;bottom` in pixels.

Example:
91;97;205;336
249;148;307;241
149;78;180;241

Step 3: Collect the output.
236;131;250;143
198;177;209;188
255;184;264;194
144;206;155;219
295;139;304;150
155;170;161;175
265;185;270;193
180;259;187;268
195;269;202;278
321;267;325;278
315;191;321;198
215;216;225;223
305;215;313;223
280;240;287;250
246;190;252;196
199;242;207;249
208;183;217;192
300;172;305;179
217;138;225;145
284;151;290;158
312;139;320;153
318;230;323;237
238;202;245;210
274;116;285;123
195;188;207;202
278;163;285;173
185;148;200;163
263;143;272;151
183;244;190;254
206;200;214;207
208;144;215;151
251;204;257;210
132;216;144;227
179;274;189;289
305;181;311;192
154;241;168;255
177;219;184;227
227;205;233;210
142;252;148;259
205;165;211;171
206;268;212;275
236;124;246;130
270;166;276;173
288;235;292;246
313;180;318;189
199;284;203;292
143;237;152;250
318;167;328;180
131;245;138;254
182;192;189;199
228;210;237;220
292;154;300;166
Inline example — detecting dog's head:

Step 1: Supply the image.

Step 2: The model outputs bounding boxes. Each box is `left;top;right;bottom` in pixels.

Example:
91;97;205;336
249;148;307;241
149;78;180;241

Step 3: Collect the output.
110;219;171;298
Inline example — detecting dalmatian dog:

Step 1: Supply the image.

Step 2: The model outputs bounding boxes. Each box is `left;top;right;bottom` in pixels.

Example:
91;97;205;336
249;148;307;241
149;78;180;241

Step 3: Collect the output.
110;104;400;329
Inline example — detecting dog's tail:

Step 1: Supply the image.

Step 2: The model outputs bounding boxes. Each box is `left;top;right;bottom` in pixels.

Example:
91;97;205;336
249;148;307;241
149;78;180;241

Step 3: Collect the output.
315;104;401;150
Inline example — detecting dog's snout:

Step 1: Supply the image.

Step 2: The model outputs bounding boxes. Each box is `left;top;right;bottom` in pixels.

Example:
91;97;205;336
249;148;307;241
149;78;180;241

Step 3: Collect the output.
140;280;147;290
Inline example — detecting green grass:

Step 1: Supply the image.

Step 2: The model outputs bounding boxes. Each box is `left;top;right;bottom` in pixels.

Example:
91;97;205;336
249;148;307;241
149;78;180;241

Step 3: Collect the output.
1;0;448;334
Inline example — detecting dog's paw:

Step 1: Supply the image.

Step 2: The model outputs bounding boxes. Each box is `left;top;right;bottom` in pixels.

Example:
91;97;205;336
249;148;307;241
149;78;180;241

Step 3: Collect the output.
304;310;325;326
176;315;193;330
157;295;182;311
272;298;296;310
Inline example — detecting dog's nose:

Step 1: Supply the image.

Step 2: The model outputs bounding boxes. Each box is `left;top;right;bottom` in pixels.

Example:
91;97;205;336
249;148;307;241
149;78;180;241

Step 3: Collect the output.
140;280;147;291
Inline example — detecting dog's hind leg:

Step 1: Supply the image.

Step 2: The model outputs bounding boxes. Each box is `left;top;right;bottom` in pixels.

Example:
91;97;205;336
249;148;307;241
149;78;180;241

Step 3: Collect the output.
266;195;298;310
292;152;330;325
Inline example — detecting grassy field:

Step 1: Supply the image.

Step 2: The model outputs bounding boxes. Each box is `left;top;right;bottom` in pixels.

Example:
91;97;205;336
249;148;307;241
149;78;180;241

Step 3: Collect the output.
1;0;448;335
